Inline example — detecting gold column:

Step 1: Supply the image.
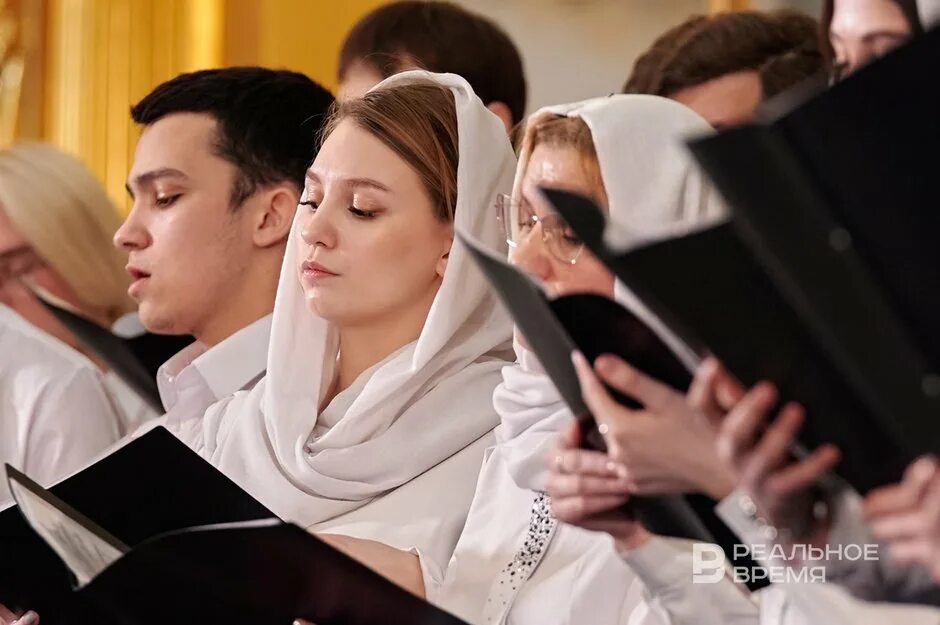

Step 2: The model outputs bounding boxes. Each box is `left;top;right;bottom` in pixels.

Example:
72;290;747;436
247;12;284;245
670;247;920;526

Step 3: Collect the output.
44;0;224;213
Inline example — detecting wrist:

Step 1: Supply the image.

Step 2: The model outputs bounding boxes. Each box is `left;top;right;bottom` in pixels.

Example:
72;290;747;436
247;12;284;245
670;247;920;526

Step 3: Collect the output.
614;525;652;552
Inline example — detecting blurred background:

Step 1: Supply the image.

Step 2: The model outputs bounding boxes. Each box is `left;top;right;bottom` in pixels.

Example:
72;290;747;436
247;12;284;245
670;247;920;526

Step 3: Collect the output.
0;0;821;213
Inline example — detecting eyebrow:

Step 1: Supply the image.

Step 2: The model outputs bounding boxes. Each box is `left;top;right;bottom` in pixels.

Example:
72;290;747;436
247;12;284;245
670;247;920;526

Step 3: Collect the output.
305;170;391;193
125;167;189;197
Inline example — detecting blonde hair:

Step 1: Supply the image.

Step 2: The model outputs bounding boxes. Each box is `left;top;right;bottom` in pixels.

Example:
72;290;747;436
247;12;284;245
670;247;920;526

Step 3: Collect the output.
514;114;606;206
0;143;134;323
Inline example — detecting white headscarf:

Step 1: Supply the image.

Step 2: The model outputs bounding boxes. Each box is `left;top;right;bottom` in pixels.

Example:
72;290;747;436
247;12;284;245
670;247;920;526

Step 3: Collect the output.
195;71;516;526
494;95;728;492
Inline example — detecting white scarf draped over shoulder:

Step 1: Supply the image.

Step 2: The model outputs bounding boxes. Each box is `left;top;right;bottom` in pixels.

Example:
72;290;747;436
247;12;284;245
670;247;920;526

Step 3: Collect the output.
494;95;729;493
189;71;517;527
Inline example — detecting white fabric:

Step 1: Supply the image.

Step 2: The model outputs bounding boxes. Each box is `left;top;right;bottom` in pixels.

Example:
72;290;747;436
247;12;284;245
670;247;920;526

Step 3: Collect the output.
179;72;516;572
439;448;758;625
101;370;159;434
497;95;727;495
920;0;940;27
438;96;739;624
0;305;123;503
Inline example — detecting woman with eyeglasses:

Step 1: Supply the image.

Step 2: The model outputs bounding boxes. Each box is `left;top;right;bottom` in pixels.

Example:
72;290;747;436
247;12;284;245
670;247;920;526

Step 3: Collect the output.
0;144;143;504
431;95;757;625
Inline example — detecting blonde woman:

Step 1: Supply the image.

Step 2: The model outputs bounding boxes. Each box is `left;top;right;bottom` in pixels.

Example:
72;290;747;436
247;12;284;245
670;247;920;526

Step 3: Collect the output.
0;142;157;431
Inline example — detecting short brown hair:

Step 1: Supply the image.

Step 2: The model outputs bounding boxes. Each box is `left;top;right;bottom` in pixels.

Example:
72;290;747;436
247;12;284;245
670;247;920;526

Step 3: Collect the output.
322;80;458;223
624;10;824;100
338;1;527;125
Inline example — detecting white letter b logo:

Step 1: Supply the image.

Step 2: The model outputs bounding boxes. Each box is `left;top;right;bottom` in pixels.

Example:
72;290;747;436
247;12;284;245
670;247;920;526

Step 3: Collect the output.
692;543;726;584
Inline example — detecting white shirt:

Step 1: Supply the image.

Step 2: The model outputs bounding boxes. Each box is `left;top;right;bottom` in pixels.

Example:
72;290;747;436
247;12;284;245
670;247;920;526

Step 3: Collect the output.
437;445;760;625
137;314;271;439
101;370;159;434
0;305;123;502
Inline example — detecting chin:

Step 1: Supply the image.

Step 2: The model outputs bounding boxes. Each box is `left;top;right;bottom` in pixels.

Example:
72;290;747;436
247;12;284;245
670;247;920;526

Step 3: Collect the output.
137;304;183;336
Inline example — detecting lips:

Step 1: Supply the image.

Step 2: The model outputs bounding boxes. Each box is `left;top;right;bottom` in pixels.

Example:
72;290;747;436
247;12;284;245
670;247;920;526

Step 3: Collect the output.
301;259;339;279
126;265;151;298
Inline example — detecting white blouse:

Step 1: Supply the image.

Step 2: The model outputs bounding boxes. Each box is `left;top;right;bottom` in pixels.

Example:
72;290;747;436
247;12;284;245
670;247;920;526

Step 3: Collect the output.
436;444;761;625
0;306;123;503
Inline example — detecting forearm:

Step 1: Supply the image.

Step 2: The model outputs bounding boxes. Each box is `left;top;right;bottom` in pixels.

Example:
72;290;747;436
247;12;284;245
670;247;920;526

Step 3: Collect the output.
317;533;426;598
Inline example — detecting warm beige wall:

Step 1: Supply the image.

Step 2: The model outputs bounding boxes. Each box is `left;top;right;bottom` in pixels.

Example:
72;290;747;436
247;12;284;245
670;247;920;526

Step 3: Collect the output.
457;0;710;113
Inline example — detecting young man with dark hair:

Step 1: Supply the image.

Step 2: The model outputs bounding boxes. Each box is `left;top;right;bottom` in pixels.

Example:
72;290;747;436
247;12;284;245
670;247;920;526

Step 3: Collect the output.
624;10;825;128
115;67;333;428
337;0;526;133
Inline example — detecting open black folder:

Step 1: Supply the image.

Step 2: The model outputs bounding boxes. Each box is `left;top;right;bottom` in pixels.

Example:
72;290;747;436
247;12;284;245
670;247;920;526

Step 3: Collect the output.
0;427;273;624
458;232;723;541
4;464;467;625
542;180;940;494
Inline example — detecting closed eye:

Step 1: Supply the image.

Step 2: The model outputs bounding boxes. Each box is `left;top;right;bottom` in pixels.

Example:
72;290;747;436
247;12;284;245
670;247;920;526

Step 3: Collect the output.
349;207;378;219
155;194;182;208
300;200;319;211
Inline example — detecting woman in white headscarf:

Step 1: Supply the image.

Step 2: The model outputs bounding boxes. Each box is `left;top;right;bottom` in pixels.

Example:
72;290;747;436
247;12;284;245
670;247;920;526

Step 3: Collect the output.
173;71;516;594
434;95;760;625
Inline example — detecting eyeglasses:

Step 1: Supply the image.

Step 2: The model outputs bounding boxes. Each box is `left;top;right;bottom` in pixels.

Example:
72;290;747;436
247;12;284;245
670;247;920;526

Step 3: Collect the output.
0;246;46;288
495;193;585;265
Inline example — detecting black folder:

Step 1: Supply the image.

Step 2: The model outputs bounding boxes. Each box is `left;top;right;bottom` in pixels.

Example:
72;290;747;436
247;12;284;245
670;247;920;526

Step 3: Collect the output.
5;466;467;625
457;231;716;543
684;27;940;490
36;294;193;412
542;123;940;496
0;427;272;624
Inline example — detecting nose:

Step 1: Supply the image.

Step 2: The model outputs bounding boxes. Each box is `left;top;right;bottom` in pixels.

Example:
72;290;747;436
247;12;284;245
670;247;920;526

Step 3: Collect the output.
299;201;339;250
113;206;151;252
510;224;553;284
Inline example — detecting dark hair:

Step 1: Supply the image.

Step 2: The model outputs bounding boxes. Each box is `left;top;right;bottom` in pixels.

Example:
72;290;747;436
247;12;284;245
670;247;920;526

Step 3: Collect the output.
624;10;824;100
322;81;459;223
131;67;334;207
819;0;923;63
338;1;526;125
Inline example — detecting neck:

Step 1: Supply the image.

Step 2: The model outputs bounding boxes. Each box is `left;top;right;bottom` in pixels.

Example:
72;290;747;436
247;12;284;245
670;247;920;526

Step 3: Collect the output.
194;250;280;348
332;288;439;398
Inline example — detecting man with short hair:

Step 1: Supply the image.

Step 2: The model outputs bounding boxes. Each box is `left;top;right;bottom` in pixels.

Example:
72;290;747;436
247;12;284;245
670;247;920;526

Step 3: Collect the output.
115;67;333;430
337;0;526;133
624;10;825;128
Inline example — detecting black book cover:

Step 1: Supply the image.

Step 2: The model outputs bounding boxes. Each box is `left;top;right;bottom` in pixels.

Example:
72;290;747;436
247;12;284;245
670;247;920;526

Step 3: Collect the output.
458;230;718;544
5;466;468;625
0;427;272;624
37;294;193;412
543;185;938;494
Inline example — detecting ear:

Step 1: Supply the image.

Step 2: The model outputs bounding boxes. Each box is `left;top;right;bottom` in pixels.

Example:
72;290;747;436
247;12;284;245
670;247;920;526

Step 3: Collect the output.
486;101;515;135
252;184;298;248
435;229;455;279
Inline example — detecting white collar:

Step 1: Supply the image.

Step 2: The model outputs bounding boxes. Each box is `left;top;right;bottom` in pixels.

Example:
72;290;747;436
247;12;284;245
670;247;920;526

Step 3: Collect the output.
157;314;272;411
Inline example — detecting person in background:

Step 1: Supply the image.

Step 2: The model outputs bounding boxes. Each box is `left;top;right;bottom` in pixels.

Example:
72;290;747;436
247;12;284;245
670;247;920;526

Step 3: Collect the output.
115;67;333;434
0;304;123;506
432;95;757;625
624;10;825;128
336;0;527;134
822;0;923;81
0;142;155;432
